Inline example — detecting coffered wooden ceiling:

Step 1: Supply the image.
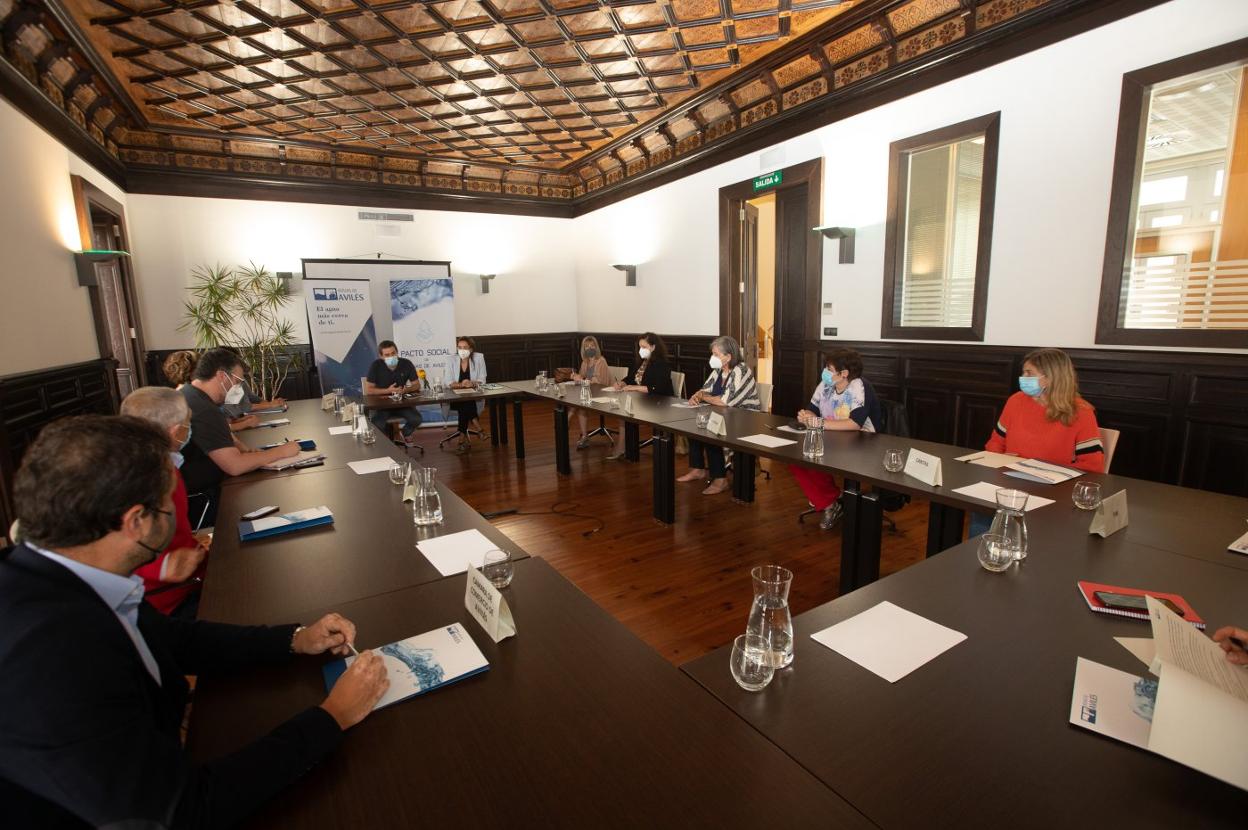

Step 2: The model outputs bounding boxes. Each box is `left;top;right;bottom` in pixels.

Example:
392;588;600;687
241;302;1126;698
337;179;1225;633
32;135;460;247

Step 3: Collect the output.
0;0;1149;213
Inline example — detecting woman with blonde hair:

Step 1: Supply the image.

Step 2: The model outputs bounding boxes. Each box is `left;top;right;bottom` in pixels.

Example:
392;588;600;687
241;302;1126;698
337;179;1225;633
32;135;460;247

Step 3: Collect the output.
983;347;1104;473
571;334;613;449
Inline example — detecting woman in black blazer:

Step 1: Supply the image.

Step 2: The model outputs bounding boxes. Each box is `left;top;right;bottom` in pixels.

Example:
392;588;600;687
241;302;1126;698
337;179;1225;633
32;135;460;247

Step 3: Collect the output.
606;332;675;460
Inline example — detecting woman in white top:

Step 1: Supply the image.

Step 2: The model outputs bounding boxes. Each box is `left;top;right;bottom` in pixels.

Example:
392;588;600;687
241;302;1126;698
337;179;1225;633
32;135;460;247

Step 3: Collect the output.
444;336;487;453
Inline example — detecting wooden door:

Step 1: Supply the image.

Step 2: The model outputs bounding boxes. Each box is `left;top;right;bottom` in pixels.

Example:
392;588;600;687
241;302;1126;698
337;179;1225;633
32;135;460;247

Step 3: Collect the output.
740;202;759;373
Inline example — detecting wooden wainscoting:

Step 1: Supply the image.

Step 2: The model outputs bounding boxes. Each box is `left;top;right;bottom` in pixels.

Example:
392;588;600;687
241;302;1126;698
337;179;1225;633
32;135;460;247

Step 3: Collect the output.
0;359;119;531
824;340;1248;498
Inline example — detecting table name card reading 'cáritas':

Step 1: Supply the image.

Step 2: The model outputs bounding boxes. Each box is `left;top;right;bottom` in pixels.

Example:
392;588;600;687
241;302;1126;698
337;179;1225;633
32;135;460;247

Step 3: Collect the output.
465;565;515;643
705;412;728;437
904;448;943;487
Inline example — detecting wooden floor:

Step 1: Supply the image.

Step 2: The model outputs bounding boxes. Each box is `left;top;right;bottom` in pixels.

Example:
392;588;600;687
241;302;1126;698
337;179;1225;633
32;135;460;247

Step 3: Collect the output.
405;400;931;666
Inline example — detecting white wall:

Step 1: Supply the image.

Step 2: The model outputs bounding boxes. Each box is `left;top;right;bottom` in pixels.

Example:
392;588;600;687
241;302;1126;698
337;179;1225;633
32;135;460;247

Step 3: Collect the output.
0;97;126;375
127;196;579;349
571;0;1248;352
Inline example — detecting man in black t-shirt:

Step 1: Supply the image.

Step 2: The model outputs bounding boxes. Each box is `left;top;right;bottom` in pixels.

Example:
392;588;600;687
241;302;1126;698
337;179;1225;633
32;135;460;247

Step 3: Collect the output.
364;340;423;440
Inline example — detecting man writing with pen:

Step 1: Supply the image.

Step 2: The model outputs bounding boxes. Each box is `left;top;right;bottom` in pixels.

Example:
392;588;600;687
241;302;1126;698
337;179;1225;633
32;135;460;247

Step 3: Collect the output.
0;414;390;827
364;339;424;444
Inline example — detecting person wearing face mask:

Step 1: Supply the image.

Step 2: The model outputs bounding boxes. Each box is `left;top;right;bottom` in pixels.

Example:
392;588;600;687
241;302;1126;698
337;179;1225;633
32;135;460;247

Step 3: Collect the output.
178;347;301;500
364;340;423;444
968;348;1104;535
220;348;286;423
445;336;488;453
788;349;881;530
121;387;210;617
606;332;674;460
571;335;613;450
0;415;389;828
678;335;761;495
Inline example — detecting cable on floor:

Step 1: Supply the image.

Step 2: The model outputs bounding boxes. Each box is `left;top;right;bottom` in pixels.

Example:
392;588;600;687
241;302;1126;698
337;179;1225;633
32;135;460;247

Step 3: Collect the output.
481;501;605;538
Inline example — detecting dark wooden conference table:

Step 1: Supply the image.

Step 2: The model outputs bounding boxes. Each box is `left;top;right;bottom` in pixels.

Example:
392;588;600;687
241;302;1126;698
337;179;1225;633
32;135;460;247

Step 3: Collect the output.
362;385;528;457
503;382;1248;592
682;527;1248;828
191;398;872;828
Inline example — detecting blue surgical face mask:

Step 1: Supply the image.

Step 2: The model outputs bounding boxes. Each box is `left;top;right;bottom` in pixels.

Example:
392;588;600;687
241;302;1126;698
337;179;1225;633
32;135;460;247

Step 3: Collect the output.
384;356;399;368
1019;376;1044;397
821;368;835;387
170;451;184;469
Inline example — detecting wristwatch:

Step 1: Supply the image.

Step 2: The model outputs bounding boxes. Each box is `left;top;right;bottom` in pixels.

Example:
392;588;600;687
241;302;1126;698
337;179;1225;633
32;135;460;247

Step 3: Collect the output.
290;624;306;653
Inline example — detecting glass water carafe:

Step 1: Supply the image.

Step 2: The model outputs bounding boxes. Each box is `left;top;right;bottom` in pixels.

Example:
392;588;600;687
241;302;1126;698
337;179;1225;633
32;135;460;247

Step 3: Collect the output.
802;420;825;458
988;488;1029;561
745;564;795;668
412;466;444;526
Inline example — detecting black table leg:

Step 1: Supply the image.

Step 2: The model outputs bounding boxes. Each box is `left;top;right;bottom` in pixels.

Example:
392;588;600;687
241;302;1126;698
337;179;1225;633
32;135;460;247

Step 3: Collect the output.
839;480;883;594
652;430;675;524
624;422;640;462
497;400;509;445
554;404;570;475
731;451;757;503
488;400;501;447
926;502;965;556
511;399;525;460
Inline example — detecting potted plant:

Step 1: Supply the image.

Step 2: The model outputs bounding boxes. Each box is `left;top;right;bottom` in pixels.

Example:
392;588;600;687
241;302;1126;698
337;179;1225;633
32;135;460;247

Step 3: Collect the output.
179;262;302;399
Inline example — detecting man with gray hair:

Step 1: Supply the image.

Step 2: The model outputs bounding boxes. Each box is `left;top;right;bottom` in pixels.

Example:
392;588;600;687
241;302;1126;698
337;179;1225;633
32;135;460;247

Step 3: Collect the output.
120;386;209;616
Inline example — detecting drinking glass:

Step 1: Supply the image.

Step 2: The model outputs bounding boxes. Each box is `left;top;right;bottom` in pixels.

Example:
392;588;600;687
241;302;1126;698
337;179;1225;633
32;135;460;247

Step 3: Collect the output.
332;388;345;415
579;382;592;404
730;634;776;692
883;448;905;473
977;533;1015;572
695;409;710;429
481;549;514;589
388;460;409;486
361;425;377;446
1072;481;1102;510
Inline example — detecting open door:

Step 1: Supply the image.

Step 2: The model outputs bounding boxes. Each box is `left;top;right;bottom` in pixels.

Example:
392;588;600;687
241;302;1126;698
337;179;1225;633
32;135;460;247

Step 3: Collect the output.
740;202;759;373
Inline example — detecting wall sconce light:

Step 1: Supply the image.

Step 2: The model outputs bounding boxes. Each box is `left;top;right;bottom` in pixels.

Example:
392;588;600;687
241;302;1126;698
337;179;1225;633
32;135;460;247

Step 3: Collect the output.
813;226;855;264
73;249;130;287
612;264;637;286
480;274;495;294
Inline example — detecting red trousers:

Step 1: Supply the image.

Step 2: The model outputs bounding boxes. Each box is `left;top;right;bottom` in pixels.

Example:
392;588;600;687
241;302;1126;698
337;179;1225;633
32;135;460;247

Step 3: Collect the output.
789;465;841;510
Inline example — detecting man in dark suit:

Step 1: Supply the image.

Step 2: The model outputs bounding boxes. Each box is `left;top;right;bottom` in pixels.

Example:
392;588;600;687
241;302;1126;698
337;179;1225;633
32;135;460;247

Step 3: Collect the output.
0;415;389;828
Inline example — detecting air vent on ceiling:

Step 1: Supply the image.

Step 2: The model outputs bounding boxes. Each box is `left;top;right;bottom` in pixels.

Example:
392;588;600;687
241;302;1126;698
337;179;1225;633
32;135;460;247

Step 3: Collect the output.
358;211;414;222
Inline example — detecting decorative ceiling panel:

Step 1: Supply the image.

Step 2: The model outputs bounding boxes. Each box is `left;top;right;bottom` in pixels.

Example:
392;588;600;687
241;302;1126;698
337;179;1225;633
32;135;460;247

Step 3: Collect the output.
0;0;1107;211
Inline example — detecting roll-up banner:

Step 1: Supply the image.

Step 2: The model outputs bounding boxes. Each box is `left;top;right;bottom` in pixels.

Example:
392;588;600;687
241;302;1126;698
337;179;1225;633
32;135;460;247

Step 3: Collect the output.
302;277;377;398
390;277;457;425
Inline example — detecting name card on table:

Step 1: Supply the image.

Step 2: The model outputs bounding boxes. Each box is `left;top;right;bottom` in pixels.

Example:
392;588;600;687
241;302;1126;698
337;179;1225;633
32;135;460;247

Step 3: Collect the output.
465;565;515;643
1090;490;1129;538
321;392;336;410
904;448;943;487
340;402;357;423
705;412;728;437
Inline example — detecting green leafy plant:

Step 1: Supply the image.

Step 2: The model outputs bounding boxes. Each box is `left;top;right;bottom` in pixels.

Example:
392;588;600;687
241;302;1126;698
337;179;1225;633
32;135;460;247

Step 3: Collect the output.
178;262;301;400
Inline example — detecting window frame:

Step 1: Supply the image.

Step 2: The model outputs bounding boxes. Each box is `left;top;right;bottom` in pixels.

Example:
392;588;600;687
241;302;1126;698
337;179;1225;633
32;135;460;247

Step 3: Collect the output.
1096;37;1248;348
880;112;1000;342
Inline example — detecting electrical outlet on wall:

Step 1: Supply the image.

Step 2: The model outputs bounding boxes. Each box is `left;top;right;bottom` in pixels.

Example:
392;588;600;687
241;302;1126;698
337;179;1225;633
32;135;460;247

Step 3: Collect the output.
824;327;838;337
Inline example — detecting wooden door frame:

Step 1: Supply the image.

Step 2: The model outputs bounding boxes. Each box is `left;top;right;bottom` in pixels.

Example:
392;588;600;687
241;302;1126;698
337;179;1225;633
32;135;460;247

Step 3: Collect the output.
718;158;823;405
70;175;148;387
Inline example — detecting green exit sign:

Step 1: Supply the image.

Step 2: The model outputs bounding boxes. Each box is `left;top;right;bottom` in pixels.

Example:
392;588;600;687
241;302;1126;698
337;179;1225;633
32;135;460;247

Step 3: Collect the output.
752;170;782;192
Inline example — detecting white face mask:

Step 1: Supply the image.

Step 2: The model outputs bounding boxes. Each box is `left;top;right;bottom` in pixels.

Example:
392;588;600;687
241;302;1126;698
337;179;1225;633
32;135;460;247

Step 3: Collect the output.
709;355;723;370
457;348;471;360
638;347;651;360
221;374;246;406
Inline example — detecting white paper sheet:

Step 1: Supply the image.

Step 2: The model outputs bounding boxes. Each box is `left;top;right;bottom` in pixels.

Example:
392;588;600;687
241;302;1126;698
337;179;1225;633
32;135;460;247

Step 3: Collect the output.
416;529;501;577
347;457;397;475
952;481;1055;511
955;451;1018;468
1115;636;1157;667
738;433;797;448
810;601;967;683
776;424;805;434
328;425;352;435
255;418;291;428
589;397;616;404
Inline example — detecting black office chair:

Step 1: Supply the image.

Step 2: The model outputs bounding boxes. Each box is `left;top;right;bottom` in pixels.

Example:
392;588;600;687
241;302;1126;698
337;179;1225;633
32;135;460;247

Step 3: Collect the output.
874;396;912;532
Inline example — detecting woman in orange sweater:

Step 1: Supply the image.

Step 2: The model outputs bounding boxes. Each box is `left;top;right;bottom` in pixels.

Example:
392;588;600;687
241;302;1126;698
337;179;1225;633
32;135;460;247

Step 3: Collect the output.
985;348;1104;472
970;348;1104;535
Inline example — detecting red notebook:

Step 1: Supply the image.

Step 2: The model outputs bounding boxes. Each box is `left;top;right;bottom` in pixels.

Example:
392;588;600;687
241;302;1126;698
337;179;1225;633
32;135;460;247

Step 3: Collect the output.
1076;581;1205;629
